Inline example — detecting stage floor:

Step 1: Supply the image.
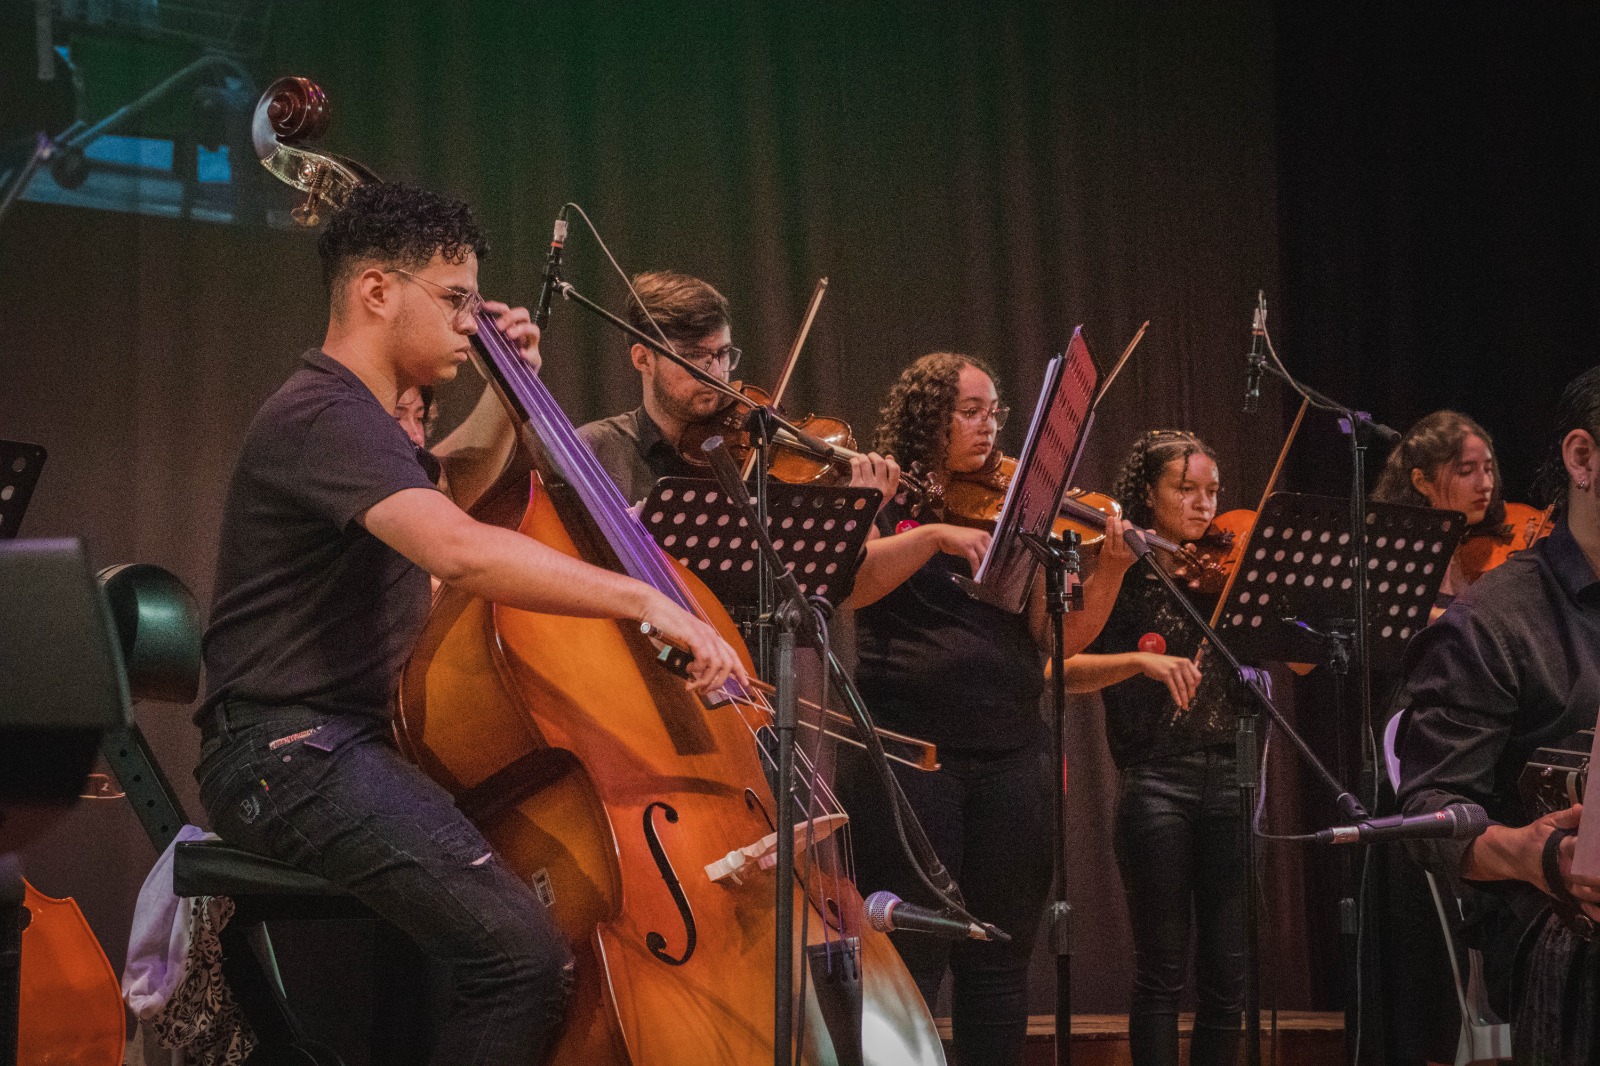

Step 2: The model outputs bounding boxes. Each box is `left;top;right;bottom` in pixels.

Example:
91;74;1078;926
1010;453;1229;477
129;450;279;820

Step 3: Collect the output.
936;1012;1346;1066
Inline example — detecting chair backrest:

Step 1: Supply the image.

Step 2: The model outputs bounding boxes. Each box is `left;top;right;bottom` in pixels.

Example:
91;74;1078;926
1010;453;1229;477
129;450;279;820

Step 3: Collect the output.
1384;705;1512;1061
1382;707;1405;790
97;563;202;705
95;563;202;852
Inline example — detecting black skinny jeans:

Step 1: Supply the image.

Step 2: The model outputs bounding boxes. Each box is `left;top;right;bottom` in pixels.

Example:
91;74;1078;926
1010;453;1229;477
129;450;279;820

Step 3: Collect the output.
1113;746;1246;1066
835;739;1055;1066
196;703;574;1065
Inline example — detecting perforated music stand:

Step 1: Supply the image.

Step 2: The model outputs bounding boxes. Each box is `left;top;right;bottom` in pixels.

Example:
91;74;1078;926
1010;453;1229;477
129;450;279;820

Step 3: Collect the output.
0;442;46;541
639;477;881;609
1214;493;1465;674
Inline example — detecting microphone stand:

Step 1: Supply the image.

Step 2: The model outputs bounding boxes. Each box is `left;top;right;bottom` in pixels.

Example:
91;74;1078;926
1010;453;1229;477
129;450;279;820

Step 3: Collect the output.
1253;333;1398;1066
1121;528;1366;1066
1018;530;1082;1064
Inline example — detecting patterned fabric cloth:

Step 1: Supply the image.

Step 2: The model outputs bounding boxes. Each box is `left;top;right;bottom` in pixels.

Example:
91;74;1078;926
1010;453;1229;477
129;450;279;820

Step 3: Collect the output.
144;895;253;1065
124;826;253;1066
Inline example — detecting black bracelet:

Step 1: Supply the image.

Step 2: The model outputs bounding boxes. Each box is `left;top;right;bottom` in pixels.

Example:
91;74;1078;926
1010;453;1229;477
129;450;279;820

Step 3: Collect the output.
1540;826;1597;940
1542;826;1578;905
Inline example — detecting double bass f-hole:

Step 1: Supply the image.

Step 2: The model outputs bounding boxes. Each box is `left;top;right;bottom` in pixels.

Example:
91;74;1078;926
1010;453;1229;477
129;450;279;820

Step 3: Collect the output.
642;801;697;966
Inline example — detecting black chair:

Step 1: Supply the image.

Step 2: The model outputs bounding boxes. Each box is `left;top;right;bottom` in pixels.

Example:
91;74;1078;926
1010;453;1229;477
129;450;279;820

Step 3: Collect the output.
100;563;427;1066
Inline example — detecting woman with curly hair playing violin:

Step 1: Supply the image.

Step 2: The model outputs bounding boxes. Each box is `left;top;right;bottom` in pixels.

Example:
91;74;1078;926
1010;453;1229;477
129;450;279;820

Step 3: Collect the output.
834;351;1135;1065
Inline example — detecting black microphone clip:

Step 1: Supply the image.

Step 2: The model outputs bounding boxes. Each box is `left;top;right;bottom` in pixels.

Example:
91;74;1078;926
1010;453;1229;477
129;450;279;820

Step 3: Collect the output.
534;209;569;331
1242;289;1266;414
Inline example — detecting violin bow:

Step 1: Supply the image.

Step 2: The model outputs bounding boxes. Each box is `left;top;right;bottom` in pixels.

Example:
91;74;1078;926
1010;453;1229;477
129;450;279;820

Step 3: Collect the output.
739;277;829;480
1089;320;1150;413
1205;397;1310;630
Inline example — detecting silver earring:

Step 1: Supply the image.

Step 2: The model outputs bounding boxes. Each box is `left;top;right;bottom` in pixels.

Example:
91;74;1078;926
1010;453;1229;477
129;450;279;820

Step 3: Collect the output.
1580;479;1591;492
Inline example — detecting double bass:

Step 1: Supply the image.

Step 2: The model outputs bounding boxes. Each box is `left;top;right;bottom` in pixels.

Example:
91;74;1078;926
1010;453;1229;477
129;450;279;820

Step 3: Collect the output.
253;77;945;1064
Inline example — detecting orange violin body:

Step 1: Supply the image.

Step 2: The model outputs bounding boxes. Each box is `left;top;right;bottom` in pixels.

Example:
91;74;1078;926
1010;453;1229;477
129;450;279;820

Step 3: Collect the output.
1454;501;1555;585
677;383;855;487
943;454;1123;548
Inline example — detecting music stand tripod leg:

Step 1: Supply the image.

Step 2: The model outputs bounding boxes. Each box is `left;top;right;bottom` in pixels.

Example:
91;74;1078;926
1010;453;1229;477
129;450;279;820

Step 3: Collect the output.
1019;530;1082;1063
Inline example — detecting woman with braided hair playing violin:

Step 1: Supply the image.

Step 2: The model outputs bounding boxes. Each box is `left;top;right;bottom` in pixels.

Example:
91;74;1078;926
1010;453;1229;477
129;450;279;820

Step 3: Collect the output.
1059;429;1250;1066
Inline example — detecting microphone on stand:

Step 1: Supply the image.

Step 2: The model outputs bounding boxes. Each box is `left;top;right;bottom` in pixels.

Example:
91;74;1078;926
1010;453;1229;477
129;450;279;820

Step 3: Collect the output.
864;891;994;942
1313;802;1488;846
534;210;569;331
1242;290;1266;413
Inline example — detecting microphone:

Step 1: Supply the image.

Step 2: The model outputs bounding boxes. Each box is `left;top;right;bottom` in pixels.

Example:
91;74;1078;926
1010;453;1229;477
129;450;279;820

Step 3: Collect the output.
534;212;568;331
1242;290;1266;414
863;891;993;942
1314;802;1488;846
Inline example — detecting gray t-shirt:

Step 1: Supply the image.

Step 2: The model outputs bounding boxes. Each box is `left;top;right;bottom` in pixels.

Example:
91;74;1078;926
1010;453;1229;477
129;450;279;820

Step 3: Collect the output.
577;406;702;506
199;350;440;723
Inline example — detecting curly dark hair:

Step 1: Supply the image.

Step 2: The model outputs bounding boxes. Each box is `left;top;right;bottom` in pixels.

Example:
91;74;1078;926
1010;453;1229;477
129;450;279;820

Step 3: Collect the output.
1111;429;1219;529
1374;410;1506;533
871;352;1000;475
317;181;489;294
626;271;730;346
1535;365;1600;513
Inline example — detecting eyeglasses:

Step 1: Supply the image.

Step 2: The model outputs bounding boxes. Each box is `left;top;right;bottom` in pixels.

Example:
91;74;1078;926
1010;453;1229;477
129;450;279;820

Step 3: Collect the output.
954;403;1010;430
674;344;742;372
388;269;485;323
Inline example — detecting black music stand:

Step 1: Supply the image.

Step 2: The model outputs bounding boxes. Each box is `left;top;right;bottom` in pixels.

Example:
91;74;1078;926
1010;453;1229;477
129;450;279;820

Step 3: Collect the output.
0;537;132;1066
1210;492;1462;1064
0;442;46;541
1214;494;1465;675
640;478;881;610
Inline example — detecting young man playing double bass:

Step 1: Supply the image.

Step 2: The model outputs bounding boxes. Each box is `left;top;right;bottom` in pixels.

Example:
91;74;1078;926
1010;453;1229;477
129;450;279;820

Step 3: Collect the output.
195;181;747;1064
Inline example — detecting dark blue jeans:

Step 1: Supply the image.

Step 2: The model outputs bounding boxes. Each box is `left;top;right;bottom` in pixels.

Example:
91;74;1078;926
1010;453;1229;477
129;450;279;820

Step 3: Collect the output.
196;703;573;1065
1113;747;1245;1066
835;740;1055;1066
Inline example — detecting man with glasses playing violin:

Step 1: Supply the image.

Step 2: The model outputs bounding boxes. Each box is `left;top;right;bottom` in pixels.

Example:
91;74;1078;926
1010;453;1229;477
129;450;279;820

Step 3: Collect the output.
577;270;748;505
195;183;748;1065
577;269;903;507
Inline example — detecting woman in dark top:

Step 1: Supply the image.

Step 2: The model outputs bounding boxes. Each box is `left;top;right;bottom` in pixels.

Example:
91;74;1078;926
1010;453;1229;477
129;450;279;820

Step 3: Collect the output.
834;351;1133;1065
1373;409;1505;615
1060;429;1247;1066
1368;411;1506;1063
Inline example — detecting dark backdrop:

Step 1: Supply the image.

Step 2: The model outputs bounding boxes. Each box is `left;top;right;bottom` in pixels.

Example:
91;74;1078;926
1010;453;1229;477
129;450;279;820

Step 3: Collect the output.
4;0;1595;1045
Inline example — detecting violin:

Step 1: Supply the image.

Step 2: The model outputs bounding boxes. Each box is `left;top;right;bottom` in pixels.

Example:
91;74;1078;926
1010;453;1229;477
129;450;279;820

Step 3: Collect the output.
677;381;934;500
253;76;945;1064
943;452;1209;564
1453;501;1555;585
1166;509;1256;597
